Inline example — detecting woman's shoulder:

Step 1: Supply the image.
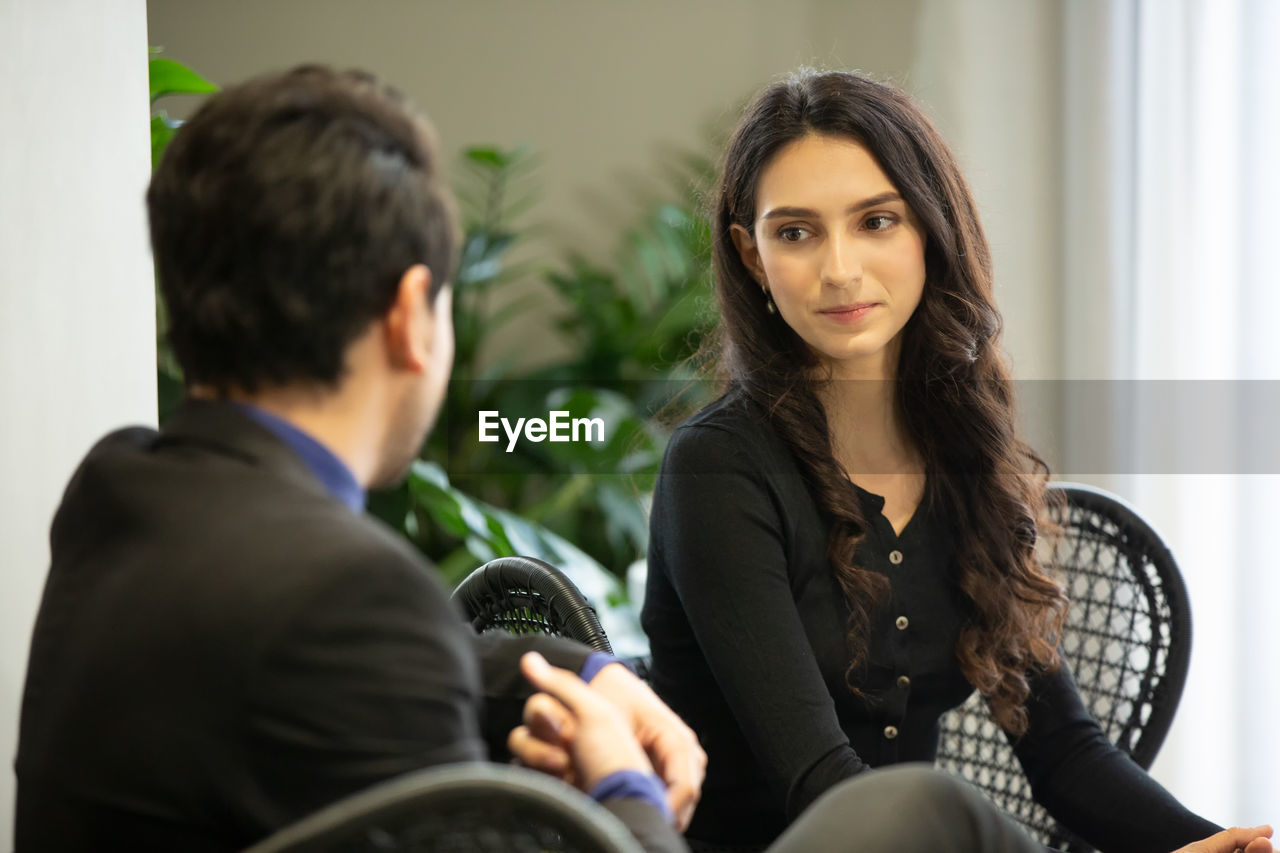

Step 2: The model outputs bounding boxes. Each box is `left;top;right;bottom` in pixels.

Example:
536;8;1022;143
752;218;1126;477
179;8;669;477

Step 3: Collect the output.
672;387;765;440
663;387;793;472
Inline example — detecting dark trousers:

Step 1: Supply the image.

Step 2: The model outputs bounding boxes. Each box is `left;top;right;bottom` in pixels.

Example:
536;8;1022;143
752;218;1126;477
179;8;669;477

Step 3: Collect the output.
690;765;1047;853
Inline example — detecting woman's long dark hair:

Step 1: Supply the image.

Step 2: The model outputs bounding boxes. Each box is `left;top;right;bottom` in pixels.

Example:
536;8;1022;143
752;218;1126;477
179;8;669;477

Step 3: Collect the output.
709;69;1067;735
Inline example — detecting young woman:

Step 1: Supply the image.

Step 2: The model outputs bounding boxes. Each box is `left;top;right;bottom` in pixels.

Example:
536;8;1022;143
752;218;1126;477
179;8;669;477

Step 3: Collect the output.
641;69;1255;853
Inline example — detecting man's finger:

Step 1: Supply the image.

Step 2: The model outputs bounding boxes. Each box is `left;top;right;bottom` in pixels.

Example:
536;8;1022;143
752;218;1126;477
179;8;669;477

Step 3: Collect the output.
666;780;699;832
520;652;603;715
645;724;705;831
523;692;576;744
508;725;571;774
656;754;701;832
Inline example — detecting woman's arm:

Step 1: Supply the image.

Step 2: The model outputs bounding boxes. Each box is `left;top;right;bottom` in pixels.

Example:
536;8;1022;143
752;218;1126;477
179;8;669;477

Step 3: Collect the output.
1011;662;1220;853
649;423;868;820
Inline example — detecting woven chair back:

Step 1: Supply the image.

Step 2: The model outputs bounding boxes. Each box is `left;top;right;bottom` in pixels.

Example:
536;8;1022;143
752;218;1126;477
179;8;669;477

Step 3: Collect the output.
244;763;644;853
935;482;1192;851
452;556;615;654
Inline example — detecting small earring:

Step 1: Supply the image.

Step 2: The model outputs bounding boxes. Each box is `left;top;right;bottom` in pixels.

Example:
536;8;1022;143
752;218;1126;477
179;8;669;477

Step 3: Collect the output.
763;290;777;314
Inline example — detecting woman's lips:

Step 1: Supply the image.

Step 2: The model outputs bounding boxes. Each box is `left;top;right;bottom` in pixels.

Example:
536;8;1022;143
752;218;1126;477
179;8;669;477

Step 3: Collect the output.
818;303;878;323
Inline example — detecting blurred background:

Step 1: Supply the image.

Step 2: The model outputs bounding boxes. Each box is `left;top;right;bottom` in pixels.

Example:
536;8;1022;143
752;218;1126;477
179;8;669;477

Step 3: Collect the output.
3;0;1278;843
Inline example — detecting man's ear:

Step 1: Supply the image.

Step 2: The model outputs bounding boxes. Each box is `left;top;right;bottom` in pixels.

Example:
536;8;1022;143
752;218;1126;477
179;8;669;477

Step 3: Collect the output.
384;264;433;373
729;223;765;285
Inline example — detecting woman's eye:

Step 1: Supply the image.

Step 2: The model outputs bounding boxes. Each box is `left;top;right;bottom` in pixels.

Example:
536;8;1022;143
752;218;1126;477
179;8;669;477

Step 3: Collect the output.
778;226;809;242
865;215;897;232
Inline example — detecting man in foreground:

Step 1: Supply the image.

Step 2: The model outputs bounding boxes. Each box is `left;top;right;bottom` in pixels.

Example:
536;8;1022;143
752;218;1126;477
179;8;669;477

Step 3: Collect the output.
12;65;1272;853
15;65;698;852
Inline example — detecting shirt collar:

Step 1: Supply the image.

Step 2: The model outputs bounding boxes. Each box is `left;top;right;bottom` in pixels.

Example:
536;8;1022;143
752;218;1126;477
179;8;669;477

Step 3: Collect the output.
233;403;366;513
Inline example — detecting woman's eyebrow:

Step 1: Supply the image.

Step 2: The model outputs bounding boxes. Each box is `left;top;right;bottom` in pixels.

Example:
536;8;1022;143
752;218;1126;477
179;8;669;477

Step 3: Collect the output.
759;192;904;221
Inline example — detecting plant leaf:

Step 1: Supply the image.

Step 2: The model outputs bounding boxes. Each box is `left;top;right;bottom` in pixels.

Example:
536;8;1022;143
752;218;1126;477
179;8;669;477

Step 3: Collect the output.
149;56;217;104
150;114;178;169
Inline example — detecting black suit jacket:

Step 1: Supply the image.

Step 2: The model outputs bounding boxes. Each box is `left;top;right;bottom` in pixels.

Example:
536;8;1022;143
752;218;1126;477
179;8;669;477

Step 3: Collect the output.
14;401;682;852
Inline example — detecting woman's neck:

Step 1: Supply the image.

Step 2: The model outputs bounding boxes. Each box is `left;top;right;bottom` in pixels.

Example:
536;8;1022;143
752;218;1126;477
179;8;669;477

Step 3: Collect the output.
820;378;916;475
817;352;926;532
817;345;914;466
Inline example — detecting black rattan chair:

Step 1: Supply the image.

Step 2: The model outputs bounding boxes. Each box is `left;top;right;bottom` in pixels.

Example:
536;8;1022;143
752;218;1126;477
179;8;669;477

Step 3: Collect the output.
452;556;615;654
243;763;644;853
934;481;1192;851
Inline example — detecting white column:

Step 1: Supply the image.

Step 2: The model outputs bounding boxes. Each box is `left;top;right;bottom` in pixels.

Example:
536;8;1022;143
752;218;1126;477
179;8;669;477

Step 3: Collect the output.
0;0;153;841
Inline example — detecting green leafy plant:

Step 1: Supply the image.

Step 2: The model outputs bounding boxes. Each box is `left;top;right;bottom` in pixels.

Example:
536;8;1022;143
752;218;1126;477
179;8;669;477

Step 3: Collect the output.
373;145;717;591
149;55;217;168
144;60;716;626
149;51;217;421
522;196;715;572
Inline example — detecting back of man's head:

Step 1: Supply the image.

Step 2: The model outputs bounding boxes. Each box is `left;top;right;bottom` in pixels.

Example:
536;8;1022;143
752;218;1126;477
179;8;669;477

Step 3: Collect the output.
147;65;456;395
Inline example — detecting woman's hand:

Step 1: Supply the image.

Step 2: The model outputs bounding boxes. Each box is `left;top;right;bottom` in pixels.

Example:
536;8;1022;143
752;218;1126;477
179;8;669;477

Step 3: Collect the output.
1174;824;1274;853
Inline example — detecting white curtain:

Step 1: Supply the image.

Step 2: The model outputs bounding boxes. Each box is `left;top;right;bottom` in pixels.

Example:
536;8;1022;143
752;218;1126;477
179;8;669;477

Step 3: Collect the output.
918;0;1279;826
1067;0;1279;824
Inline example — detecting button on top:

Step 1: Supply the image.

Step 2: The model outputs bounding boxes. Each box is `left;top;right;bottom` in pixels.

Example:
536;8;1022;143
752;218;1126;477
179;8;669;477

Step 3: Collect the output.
895;615;909;630
897;675;911;689
888;549;904;565
883;725;899;739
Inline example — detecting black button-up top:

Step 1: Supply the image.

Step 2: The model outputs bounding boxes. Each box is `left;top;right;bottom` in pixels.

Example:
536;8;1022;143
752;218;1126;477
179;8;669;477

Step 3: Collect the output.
642;390;1217;851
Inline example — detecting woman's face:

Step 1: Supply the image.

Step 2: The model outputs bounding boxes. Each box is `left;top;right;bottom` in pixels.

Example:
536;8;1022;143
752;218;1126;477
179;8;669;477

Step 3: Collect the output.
731;133;927;379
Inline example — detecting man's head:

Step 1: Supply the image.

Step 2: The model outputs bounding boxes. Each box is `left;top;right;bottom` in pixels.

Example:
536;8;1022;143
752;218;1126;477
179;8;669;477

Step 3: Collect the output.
148;65;457;485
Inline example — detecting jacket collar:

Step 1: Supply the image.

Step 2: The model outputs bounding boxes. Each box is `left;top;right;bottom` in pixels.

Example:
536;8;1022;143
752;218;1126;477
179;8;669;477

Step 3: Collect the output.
158;398;334;502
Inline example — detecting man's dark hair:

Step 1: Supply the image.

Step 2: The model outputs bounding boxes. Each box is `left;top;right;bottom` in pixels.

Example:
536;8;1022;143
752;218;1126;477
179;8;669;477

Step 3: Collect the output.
147;65;457;393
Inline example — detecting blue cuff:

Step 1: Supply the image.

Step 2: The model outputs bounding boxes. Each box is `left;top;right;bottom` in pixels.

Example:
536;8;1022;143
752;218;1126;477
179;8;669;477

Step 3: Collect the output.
579;651;619;683
589;769;672;823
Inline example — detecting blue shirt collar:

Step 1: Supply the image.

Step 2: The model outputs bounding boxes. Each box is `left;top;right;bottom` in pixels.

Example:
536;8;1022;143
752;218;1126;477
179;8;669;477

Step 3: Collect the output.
234;403;366;513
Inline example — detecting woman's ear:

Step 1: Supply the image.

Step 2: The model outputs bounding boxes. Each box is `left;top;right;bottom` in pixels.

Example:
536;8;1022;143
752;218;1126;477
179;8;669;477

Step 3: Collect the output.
729;223;765;285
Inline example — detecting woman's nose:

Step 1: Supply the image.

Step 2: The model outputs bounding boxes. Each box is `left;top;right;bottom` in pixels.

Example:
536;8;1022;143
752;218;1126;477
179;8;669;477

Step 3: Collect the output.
821;233;863;288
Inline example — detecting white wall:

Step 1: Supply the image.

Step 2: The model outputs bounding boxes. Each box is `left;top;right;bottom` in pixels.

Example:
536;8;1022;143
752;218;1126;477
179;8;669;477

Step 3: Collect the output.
912;0;1063;383
0;0;154;842
145;0;937;371
146;0;1063;385
145;0;924;252
911;0;1065;471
